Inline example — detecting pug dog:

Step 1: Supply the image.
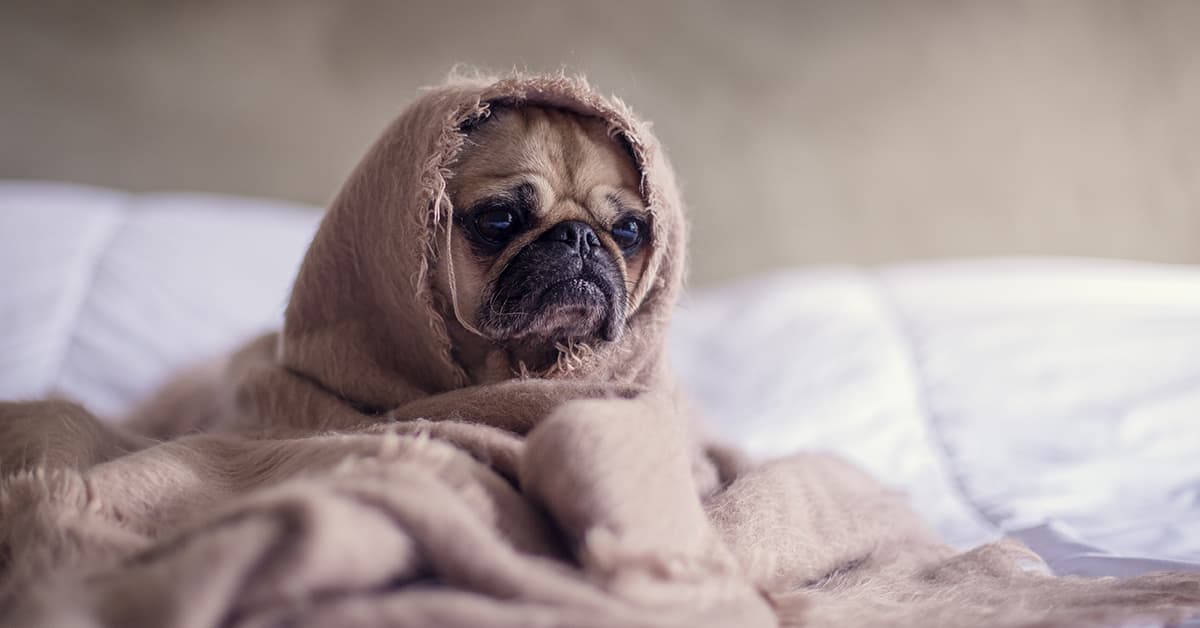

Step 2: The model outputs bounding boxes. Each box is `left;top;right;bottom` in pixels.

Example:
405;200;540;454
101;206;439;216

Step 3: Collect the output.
122;103;656;438
438;106;651;382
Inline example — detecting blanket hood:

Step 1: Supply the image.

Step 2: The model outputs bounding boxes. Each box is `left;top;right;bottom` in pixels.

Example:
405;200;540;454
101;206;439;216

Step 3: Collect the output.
279;74;686;410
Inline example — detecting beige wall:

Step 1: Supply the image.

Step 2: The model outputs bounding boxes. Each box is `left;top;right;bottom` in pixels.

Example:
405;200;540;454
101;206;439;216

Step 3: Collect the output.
3;1;1199;284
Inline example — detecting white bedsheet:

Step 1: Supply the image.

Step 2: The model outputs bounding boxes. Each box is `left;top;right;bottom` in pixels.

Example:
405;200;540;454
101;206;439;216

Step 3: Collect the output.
3;181;1198;587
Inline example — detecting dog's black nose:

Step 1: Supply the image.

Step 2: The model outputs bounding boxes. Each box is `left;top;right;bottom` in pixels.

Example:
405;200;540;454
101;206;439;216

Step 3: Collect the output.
540;220;600;256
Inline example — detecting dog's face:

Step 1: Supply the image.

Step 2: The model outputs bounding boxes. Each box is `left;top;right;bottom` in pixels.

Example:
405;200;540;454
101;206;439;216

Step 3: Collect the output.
444;106;649;369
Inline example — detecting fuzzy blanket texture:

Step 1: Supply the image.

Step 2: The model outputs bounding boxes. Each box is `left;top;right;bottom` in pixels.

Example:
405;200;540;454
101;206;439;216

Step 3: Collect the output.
2;74;1199;628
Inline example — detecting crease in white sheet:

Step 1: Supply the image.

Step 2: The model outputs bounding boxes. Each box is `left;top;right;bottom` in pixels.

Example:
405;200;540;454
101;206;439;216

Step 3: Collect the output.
671;268;1001;549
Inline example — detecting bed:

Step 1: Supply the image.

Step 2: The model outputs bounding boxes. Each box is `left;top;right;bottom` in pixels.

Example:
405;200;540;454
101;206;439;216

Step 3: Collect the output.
3;180;1198;589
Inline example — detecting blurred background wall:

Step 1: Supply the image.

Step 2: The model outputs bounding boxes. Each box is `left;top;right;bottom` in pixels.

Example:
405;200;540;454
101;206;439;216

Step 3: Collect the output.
2;0;1198;285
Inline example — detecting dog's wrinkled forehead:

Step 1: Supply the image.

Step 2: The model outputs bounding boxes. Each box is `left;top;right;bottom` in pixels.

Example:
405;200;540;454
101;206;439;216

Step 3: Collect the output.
449;106;646;226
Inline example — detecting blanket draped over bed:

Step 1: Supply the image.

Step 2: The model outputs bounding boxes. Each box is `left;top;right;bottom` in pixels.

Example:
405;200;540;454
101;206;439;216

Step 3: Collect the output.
2;74;1198;628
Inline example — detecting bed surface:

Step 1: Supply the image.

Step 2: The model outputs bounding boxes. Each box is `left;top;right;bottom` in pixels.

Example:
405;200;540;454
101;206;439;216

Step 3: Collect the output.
3;181;1198;584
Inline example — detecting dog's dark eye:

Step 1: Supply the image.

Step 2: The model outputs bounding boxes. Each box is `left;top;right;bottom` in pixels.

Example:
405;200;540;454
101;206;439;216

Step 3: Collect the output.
610;216;646;253
472;207;523;246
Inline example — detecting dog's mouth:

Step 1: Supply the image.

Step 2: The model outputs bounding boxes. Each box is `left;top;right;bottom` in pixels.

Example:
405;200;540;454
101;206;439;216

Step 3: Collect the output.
528;276;611;336
539;277;607;306
479;260;626;346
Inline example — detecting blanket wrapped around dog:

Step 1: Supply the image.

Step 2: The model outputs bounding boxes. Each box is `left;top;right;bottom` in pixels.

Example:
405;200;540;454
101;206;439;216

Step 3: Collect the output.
2;74;1199;628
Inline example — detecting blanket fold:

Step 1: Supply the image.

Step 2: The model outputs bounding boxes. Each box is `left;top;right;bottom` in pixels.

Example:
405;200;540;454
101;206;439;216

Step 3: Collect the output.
3;73;1199;627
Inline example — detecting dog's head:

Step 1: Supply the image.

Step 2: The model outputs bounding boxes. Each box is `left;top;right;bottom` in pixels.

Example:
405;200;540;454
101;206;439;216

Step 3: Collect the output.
442;106;650;371
282;74;685;408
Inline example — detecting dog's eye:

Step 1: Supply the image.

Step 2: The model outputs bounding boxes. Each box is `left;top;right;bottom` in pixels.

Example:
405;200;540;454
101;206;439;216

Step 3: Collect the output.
472;207;523;246
610;216;646;253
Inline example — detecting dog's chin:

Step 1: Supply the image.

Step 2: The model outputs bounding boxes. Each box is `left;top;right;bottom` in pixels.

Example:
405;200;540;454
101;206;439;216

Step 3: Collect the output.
478;275;626;351
524;278;611;341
